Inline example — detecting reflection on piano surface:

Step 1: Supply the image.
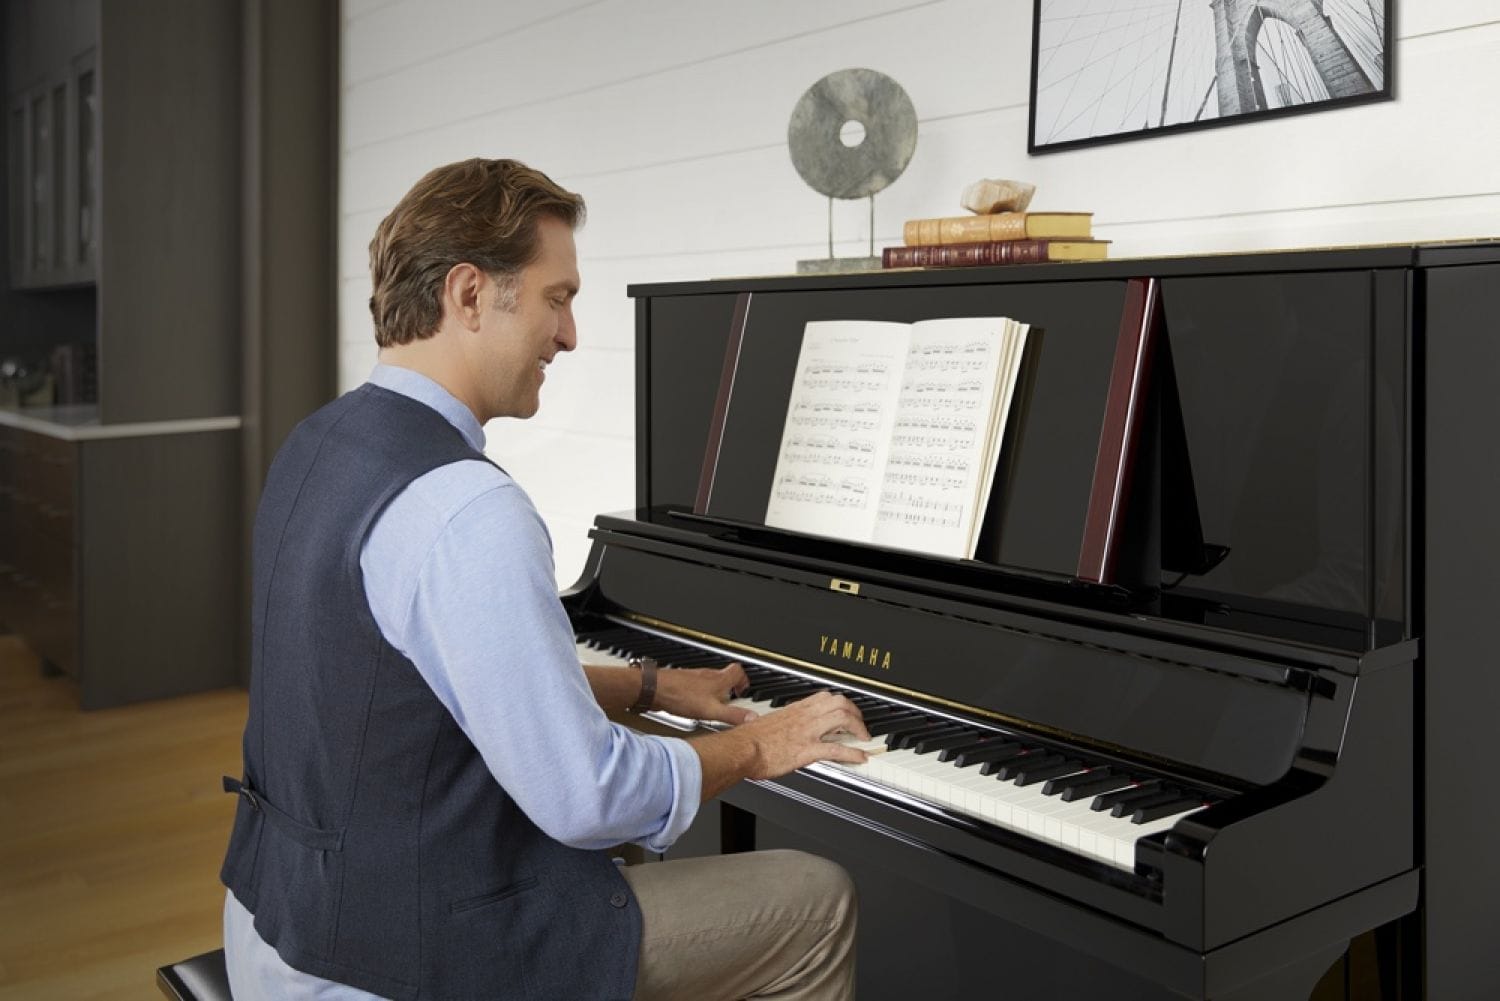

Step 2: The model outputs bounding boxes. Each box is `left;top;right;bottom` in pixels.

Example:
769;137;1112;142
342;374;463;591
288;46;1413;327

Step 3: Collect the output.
563;243;1500;1000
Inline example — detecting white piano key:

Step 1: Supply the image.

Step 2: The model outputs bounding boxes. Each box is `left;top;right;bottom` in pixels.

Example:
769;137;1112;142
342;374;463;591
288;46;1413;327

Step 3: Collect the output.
1108;806;1203;868
576;640;632;666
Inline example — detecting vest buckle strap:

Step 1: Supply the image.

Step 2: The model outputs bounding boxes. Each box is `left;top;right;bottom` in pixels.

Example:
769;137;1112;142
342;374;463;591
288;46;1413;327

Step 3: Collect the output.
222;775;345;853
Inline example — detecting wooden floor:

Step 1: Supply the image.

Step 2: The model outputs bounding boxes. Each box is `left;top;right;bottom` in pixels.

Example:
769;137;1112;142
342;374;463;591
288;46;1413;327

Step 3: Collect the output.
0;635;247;1000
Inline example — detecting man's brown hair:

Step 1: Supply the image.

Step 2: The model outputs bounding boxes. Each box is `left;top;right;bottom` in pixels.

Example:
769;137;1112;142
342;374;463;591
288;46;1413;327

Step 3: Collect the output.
368;158;585;347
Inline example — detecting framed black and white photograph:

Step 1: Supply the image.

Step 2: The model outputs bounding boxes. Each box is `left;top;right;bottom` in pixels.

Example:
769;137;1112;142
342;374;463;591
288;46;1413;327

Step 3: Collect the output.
1029;0;1392;154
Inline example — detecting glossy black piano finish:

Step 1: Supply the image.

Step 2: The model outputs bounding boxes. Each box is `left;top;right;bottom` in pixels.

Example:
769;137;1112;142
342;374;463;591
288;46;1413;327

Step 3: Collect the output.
565;243;1500;999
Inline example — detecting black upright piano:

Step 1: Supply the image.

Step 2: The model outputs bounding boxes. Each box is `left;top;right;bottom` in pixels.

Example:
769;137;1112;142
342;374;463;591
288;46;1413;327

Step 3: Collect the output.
563;243;1500;999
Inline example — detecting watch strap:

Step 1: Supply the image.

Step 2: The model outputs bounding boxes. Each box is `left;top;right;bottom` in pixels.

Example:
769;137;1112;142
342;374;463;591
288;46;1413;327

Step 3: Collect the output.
627;656;658;713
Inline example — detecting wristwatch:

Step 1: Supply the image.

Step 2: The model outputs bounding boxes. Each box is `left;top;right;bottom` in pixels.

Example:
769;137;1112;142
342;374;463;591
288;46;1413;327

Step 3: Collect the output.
627;656;658;713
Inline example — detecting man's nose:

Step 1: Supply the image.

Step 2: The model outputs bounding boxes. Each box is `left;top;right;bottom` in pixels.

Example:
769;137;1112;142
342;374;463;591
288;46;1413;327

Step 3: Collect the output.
557;311;578;352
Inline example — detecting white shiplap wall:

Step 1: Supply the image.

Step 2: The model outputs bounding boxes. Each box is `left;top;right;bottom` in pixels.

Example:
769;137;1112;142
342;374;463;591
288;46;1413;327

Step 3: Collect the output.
338;0;1500;586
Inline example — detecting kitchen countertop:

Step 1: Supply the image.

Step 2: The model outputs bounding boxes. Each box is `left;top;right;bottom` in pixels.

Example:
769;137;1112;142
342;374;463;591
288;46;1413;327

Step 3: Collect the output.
0;404;241;441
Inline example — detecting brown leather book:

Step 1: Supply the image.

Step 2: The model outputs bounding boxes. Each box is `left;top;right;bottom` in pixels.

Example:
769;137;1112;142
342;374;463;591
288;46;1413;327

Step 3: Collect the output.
902;212;1093;246
883;239;1109;268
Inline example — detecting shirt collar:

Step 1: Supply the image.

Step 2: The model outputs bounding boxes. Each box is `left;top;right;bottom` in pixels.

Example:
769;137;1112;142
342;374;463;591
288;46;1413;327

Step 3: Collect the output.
367;364;487;452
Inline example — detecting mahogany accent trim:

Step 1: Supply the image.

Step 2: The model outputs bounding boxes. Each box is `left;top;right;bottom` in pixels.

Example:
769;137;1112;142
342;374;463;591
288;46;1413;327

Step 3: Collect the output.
1077;277;1161;584
635;296;652;510
694;292;753;514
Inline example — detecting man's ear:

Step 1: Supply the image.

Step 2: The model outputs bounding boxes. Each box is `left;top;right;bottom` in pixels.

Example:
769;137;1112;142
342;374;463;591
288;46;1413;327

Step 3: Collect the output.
441;263;485;332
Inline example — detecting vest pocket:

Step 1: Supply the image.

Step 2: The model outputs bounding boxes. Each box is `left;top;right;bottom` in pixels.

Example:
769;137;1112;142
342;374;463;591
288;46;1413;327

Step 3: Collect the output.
448;875;539;915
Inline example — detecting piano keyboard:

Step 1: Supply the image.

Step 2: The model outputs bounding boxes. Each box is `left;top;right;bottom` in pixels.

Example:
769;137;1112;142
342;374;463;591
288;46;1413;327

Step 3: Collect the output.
577;624;1215;874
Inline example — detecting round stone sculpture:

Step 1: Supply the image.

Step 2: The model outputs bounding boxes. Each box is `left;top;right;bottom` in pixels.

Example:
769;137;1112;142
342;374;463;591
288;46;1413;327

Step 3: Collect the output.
788;68;917;200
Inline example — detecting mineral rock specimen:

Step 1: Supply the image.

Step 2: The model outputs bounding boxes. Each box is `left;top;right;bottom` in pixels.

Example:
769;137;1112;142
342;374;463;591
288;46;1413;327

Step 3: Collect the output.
961;178;1036;214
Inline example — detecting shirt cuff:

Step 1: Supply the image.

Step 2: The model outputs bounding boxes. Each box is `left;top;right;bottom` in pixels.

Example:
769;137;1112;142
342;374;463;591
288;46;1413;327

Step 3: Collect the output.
639;734;702;854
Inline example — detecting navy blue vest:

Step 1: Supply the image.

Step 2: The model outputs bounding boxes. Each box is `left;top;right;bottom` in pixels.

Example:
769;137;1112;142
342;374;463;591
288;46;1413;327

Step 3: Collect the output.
221;384;640;1000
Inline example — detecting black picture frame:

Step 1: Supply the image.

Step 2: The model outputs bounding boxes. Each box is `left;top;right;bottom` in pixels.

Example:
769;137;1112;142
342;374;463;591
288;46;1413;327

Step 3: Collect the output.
1028;0;1394;155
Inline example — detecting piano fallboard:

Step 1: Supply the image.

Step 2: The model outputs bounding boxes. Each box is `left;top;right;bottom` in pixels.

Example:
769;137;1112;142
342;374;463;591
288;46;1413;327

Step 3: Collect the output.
584;515;1369;788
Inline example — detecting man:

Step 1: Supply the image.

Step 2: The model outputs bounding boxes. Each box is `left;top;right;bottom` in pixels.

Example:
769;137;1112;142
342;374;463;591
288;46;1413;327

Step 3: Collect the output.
220;158;871;1000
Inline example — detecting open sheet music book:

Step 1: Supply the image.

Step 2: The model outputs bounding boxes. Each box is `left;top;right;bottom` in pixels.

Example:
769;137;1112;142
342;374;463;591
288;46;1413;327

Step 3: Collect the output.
765;316;1031;559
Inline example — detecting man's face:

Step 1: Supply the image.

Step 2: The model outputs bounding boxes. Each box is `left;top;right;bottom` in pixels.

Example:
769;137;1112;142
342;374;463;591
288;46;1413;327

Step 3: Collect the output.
475;216;580;420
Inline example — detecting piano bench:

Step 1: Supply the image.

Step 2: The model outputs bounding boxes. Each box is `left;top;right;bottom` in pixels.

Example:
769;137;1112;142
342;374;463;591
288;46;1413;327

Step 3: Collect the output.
155;948;230;1001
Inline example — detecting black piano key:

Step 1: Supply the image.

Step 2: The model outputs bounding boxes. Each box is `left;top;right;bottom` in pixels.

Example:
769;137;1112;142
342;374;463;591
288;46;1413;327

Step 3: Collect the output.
770;685;827;707
741;672;782;689
768;678;828;702
577;634;629;652
860;706;917;724
888;723;967;751
934;735;996;762
613;636;676;652
875;716;944;740
944;739;1020;766
759;677;817;694
1131;797;1204;825
746;679;814;700
1011;758;1088;787
993;752;1065;782
1045;768;1132;801
1111;789;1186;819
864;712;926;736
1091;781;1163;813
752;674;817;690
644;638;694;653
668;654;725;667
910;730;984;755
970;743;1035;772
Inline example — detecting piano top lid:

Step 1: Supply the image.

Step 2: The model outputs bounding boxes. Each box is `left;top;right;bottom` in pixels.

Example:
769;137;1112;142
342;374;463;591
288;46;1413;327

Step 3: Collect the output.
627;241;1500;299
588;507;1412;670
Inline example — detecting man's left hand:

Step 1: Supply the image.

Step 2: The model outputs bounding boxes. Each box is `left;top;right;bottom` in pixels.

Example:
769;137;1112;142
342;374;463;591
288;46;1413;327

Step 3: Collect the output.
654;663;754;726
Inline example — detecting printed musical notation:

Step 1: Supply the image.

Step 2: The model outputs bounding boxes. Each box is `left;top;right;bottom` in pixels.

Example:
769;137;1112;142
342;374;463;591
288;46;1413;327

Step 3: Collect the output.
803;360;892;376
765;320;911;539
876;490;963;531
772;472;872;509
887;451;971;472
801;376;890;394
903;355;989;375
884;470;967;491
778;433;878;469
788;398;882;432
871;318;1025;557
910;338;990;356
765;315;1030;559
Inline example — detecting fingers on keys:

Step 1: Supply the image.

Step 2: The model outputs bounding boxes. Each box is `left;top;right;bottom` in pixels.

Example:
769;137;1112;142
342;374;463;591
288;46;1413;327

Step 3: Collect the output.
721;661;750;697
800;692;871;761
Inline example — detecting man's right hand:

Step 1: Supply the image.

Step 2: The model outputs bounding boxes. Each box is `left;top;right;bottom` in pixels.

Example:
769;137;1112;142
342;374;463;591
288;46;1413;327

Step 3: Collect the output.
689;691;870;802
737;691;871;778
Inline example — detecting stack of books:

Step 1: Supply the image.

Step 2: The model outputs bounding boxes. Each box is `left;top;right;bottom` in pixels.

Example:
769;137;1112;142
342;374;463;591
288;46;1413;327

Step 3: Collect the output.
883;211;1108;269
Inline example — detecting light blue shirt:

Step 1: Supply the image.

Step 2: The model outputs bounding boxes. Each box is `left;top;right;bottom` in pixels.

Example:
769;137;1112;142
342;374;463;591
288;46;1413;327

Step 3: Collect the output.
225;365;701;1000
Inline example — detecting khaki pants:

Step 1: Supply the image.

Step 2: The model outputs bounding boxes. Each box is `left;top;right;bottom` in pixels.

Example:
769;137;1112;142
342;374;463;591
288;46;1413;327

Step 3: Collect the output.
621;849;857;1001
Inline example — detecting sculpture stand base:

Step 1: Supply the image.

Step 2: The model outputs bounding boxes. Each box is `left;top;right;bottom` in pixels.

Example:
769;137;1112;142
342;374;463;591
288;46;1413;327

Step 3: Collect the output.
796;256;882;275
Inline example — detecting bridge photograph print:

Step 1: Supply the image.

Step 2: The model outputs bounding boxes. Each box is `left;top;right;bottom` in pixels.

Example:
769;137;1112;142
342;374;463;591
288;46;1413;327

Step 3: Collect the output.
1029;0;1391;153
